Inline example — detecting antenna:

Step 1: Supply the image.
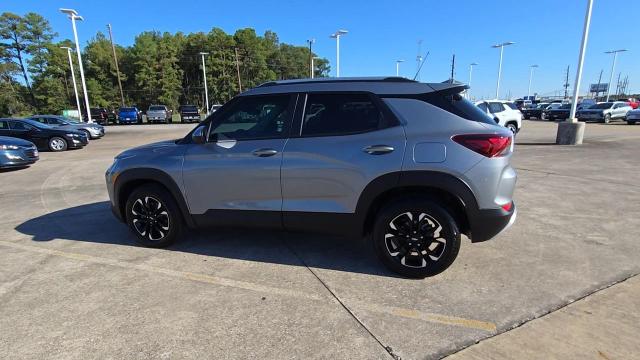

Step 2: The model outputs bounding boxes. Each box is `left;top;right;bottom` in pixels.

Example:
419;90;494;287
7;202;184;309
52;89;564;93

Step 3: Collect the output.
416;40;423;81
412;51;430;81
450;54;456;83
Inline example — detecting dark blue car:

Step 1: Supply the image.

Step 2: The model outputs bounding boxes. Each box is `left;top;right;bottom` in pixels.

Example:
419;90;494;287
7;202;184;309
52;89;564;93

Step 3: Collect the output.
0;135;39;169
118;107;141;125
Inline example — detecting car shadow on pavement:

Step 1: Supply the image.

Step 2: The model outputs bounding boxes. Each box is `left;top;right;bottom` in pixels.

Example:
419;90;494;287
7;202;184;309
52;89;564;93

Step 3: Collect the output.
15;201;400;278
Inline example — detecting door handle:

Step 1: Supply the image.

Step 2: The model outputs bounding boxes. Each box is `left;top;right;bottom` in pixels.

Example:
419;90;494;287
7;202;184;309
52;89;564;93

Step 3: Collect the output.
363;145;394;155
252;148;278;157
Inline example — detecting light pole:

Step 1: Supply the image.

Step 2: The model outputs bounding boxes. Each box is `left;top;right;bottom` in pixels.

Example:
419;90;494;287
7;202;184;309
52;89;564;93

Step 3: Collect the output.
395;60;405;76
330;30;348;77
492;41;515;99
604;49;627;102
107;24;125;107
306;39;315;78
311;56;320;79
200;52;209;114
527;64;539;99
60;8;92;123
468;62;478;98
60;46;82;120
557;0;593;145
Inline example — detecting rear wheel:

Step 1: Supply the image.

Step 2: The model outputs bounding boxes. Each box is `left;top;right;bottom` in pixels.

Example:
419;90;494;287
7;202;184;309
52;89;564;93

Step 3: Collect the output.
506;122;518;134
372;199;461;278
628;120;636;125
48;137;67;152
125;184;183;248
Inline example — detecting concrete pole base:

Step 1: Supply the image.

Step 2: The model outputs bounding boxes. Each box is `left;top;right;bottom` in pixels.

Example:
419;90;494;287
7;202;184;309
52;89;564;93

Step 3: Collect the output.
556;121;586;145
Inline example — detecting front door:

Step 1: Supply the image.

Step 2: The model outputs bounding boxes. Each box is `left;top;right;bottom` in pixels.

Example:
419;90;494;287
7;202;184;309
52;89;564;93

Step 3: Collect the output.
182;94;296;228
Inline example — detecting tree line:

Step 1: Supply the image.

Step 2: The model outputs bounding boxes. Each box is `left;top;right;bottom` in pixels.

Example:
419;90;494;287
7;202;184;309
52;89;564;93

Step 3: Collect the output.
0;11;330;117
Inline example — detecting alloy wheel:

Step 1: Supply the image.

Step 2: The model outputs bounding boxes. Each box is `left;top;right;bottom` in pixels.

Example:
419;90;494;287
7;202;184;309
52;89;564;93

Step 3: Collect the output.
50;138;65;151
384;211;447;268
130;196;170;241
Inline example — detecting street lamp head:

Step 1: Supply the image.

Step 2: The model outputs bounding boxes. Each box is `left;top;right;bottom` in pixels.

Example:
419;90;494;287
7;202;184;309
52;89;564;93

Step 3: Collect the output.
492;41;515;48
470;62;478;66
307;38;316;45
59;8;78;16
396;59;405;63
60;46;73;51
605;49;628;54
531;64;539;68
199;52;209;55
330;29;348;38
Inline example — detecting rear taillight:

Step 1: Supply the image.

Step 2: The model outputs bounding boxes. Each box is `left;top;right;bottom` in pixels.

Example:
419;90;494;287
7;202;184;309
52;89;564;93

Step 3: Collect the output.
452;134;512;158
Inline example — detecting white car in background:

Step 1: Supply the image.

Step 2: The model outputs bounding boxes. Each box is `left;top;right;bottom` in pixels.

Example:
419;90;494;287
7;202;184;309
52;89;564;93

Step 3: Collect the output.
475;100;522;133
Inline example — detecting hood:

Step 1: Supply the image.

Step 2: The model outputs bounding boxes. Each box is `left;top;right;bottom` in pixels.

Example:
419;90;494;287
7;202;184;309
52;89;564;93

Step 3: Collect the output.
115;139;178;159
0;136;35;147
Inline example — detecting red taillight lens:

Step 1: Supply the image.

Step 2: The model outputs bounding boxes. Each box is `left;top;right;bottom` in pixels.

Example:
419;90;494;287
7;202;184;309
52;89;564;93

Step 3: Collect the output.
452;134;512;158
501;201;513;211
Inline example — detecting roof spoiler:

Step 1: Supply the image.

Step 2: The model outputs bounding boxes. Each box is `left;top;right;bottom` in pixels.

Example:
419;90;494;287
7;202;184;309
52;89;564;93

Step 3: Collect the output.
426;82;470;96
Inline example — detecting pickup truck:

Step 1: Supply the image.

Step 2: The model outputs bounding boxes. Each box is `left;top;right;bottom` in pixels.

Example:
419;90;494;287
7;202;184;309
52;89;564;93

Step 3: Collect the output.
146;105;173;124
179;105;201;123
118;107;142;125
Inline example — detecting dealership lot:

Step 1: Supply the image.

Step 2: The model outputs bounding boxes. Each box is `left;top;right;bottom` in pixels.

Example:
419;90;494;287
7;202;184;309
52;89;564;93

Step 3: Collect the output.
1;121;639;359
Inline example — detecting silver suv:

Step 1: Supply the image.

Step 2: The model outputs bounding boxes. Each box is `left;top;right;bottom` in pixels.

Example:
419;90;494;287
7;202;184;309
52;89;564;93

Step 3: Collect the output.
106;77;517;278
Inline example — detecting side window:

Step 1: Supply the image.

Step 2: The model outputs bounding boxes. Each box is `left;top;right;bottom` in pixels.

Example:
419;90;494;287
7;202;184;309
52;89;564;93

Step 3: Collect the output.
477;102;488;113
488;102;505;113
9;121;33;131
32;117;46;124
209;95;291;141
301;93;383;137
505;102;518;110
0;120;8;130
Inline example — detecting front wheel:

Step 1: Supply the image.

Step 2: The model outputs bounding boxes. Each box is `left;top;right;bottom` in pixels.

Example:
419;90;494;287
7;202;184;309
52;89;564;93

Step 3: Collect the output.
628;120;636;125
603;114;611;124
48;137;68;152
506;123;518;134
125;184;183;248
372;199;461;278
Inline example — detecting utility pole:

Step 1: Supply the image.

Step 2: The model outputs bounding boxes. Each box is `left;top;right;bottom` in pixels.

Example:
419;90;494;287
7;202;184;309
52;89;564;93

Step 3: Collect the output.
199;52;209;114
450;54;455;83
234;48;242;93
605;49;628;102
595;69;603;99
306;39;315;78
60;46;82;120
107;24;125;108
563;65;570;99
615;72;621;97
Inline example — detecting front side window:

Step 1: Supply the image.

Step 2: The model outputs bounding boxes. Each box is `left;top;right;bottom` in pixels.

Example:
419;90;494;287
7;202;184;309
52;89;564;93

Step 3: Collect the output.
488;102;505;113
209;95;291;141
301;93;383;137
477;102;488;113
505;102;518;110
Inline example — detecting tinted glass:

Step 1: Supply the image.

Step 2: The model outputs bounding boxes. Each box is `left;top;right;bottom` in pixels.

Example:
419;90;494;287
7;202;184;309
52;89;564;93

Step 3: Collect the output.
149;106;165;111
120;107;136;112
488;102;505;113
560;104;572;109
0;120;7;129
9;121;34;131
301;93;383;137
591;102;613;109
181;105;198;112
209;95;290;141
477;102;488;112
505;102;518;110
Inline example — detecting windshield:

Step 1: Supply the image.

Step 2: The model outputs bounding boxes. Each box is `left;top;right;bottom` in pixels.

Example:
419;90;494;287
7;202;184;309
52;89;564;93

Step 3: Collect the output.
22;119;54;129
559;104;572;109
120;107;136;112
536;104;549;109
149;106;165;111
590;102;613;109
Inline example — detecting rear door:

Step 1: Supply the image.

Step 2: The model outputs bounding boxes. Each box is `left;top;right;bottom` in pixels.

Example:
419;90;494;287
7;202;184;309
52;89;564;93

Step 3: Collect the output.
281;92;405;232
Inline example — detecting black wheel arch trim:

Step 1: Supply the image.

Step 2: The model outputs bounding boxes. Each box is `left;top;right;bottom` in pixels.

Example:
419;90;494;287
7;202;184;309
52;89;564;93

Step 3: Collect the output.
114;168;195;228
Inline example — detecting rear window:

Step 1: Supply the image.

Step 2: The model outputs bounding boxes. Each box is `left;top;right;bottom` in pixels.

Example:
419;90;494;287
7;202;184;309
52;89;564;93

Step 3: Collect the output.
415;93;495;125
591;102;613;109
120;108;135;112
505;102;518;110
149;106;165;111
181;106;198;112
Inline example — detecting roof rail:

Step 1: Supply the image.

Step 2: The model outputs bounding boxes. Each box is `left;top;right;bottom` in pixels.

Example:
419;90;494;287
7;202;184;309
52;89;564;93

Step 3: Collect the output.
258;77;417;87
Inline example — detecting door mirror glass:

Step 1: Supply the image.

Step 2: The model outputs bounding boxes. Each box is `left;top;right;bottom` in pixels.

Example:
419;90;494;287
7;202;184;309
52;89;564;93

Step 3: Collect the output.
192;126;206;144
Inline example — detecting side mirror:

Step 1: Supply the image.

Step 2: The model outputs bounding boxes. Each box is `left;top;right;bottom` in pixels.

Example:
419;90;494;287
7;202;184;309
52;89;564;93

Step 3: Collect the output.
192;126;206;144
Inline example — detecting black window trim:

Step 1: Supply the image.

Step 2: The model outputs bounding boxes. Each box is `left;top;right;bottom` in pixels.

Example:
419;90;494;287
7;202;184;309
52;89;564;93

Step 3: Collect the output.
204;93;297;143
292;91;401;139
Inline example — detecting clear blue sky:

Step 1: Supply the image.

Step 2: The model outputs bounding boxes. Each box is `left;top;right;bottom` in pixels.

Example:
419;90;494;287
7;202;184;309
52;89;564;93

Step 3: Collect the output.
5;0;639;99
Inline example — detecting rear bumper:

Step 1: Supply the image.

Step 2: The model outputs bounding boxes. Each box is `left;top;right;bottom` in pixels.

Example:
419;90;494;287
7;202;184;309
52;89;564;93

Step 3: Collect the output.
468;203;516;242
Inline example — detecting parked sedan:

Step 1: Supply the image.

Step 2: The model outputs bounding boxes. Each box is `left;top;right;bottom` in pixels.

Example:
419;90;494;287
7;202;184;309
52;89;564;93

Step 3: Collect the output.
0;118;88;151
522;103;549;120
118;107;142;125
626;108;640;125
545;103;572;121
577;102;633;123
27;115;105;139
0;136;39;169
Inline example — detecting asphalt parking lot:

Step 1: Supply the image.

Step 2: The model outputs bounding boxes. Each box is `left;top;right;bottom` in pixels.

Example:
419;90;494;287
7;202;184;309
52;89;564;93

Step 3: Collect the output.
1;120;639;359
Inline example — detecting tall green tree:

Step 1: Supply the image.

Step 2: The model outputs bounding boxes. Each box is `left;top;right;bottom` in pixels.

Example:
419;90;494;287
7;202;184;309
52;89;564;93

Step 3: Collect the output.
0;12;55;107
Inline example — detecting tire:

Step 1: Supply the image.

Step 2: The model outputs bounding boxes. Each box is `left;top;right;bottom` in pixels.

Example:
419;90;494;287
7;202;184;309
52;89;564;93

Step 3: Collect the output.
125;184;183;248
372;198;461;278
48;137;68;152
628;120;636;125
506;122;518;134
603;114;611;124
81;129;91;140
541;112;547;120
524;116;530;120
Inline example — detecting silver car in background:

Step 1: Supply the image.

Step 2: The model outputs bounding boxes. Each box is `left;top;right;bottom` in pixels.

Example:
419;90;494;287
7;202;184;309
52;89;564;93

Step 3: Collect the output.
27;115;105;139
146;105;173;124
577;101;633;123
106;77;517;278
